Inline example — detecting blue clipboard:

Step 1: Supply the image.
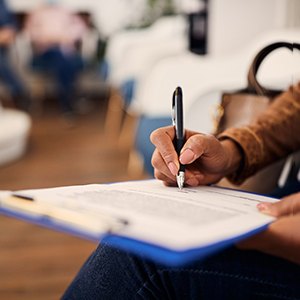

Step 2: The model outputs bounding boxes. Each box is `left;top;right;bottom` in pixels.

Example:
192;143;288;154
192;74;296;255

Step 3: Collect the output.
0;205;270;267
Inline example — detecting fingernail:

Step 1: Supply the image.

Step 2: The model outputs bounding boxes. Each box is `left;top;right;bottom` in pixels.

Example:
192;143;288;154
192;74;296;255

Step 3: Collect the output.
180;148;195;164
257;202;272;214
186;178;199;186
168;162;178;176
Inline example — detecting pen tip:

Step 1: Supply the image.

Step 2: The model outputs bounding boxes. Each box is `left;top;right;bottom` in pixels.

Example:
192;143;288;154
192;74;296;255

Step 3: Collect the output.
176;172;185;190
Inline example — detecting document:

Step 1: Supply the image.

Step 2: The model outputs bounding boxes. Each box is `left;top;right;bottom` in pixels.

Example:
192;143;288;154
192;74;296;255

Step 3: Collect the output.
0;180;277;265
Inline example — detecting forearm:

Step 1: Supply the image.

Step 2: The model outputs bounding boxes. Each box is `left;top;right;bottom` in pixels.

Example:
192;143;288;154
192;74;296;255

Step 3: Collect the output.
238;215;300;265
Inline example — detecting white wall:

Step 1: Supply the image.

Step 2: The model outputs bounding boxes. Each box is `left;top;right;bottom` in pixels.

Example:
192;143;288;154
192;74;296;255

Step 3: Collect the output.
7;0;298;48
286;0;300;27
7;0;148;37
207;0;297;56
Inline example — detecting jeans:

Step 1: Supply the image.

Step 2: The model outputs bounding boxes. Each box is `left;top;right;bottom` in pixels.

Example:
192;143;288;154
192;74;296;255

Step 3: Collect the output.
31;47;84;113
0;48;29;110
62;243;300;300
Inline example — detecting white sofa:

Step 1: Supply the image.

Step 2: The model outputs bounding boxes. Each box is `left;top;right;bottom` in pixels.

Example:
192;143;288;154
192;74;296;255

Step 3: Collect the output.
0;104;31;166
132;28;300;120
105;15;188;86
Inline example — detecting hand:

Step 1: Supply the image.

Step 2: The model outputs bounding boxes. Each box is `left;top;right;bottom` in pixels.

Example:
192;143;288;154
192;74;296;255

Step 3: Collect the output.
238;192;300;265
0;27;15;45
150;126;242;187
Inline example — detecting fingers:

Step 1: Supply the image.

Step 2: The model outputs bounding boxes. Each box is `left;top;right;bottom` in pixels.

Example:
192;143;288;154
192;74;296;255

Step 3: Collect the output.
153;169;177;187
179;133;208;164
257;192;300;217
185;170;204;186
179;134;221;166
151;127;211;169
152;148;205;187
152;149;176;184
151;127;226;187
150;126;178;176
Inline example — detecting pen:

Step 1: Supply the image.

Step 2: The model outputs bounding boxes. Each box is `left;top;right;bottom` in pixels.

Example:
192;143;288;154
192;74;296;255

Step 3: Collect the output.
172;86;185;189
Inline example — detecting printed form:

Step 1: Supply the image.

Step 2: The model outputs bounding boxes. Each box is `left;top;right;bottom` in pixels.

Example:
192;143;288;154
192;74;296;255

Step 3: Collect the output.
3;180;277;251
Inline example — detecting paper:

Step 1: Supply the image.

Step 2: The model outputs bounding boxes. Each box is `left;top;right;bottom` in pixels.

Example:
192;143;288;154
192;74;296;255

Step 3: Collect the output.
2;180;276;251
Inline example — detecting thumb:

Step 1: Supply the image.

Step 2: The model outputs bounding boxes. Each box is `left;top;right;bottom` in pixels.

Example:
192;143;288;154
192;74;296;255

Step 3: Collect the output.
257;192;300;217
179;134;215;165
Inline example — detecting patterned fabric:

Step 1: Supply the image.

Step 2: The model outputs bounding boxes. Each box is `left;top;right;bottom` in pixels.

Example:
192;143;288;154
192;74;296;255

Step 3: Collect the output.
218;82;300;184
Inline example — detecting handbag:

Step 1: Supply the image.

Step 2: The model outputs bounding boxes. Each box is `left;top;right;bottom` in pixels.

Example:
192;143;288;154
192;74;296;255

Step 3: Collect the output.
214;42;296;194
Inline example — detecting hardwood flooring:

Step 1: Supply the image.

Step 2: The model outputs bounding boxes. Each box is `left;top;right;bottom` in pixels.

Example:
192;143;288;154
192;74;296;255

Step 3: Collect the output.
0;97;148;299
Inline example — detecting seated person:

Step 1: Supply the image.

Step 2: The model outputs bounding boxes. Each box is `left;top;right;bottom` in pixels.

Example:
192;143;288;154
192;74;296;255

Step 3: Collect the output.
62;82;300;299
25;2;87;115
0;0;30;111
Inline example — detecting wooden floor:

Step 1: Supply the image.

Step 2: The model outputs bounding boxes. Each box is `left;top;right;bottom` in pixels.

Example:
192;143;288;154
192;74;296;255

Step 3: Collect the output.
0;97;147;299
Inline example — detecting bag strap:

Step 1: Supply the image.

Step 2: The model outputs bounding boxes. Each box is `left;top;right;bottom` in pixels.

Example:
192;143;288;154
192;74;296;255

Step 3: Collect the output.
247;42;299;96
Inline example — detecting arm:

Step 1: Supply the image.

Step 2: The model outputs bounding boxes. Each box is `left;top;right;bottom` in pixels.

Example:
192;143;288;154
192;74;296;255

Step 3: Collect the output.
0;0;16;45
151;82;300;264
0;27;15;45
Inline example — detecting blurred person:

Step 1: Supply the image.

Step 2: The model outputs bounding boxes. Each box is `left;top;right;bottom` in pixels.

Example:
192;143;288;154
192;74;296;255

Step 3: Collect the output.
62;82;300;299
79;12;103;67
0;0;30;111
25;1;87;116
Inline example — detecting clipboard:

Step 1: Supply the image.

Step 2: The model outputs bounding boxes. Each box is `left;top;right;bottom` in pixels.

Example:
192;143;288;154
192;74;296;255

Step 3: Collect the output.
0;180;276;266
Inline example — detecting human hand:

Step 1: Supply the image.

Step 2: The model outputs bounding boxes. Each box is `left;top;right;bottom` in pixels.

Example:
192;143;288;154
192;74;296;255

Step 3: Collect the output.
256;192;300;217
150;126;242;187
0;27;15;45
238;192;300;265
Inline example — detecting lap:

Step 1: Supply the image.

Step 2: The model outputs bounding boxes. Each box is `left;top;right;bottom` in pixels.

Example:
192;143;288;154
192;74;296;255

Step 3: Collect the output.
62;243;300;300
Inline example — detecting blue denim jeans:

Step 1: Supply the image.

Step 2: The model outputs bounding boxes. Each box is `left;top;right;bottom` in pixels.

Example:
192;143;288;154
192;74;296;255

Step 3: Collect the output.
31;47;84;113
62;243;300;299
0;49;30;110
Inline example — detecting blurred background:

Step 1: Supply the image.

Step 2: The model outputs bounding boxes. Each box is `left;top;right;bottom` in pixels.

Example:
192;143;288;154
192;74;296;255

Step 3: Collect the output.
0;0;299;298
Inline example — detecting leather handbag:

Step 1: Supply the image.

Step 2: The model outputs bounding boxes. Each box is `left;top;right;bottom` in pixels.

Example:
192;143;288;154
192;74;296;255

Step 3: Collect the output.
214;41;296;134
215;42;298;194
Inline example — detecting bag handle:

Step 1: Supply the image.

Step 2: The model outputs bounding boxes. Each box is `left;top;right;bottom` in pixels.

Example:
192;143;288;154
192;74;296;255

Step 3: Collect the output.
247;42;299;95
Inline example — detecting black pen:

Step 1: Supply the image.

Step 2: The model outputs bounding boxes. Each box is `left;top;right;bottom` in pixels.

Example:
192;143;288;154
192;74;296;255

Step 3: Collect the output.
172;86;185;189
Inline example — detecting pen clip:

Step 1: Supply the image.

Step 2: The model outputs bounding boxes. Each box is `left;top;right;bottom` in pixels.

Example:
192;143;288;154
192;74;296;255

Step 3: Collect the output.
172;91;176;126
172;87;184;140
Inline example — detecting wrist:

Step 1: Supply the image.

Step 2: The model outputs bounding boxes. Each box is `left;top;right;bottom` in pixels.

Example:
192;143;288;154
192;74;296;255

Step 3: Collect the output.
221;139;244;176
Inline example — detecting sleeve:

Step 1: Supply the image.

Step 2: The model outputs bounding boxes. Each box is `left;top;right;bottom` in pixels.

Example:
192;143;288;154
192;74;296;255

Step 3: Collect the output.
218;82;300;184
0;0;16;28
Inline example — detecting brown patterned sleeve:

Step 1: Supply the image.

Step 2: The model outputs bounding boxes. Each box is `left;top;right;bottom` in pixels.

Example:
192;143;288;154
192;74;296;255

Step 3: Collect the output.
218;82;300;184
